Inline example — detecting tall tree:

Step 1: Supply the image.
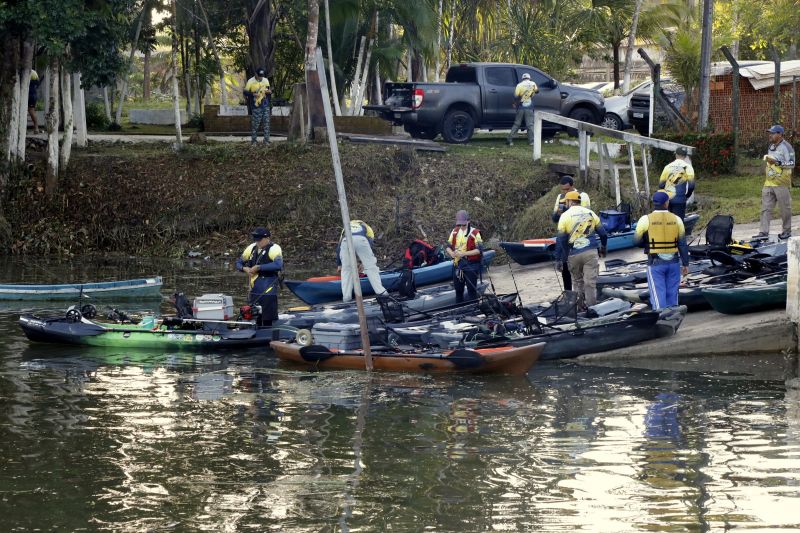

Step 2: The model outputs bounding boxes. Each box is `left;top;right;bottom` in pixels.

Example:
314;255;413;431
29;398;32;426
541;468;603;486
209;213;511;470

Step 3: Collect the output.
305;0;325;131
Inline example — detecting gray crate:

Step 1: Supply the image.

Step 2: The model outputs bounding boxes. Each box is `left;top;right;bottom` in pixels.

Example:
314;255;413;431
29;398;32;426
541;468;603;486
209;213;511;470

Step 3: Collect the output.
311;322;362;350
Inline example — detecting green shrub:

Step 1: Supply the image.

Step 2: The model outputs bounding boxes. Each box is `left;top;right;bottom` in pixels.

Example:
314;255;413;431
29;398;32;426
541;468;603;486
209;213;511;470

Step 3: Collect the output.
187;114;204;129
85;102;110;130
651;132;735;176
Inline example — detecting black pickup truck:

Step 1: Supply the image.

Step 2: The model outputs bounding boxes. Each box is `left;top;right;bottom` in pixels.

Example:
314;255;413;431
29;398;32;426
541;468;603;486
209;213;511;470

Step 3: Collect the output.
364;62;606;143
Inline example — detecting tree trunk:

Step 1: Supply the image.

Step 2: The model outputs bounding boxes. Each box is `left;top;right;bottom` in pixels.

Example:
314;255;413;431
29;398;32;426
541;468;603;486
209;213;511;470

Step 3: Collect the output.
16;39;33;160
8;41;21;162
73;72;87;147
246;0;280;76
349;36;366;115
612;42;620;90
171;0;183;147
180;32;192;115
435;0;443;81
622;0;643;93
60;65;73;171
143;47;151;102
197;0;228;106
115;8;144;125
446;0;454;71
355;39;374;115
1;34;21;169
324;0;342;115
305;0;326;131
192;1;202;115
45;55;60;195
374;69;382;105
103;86;112;122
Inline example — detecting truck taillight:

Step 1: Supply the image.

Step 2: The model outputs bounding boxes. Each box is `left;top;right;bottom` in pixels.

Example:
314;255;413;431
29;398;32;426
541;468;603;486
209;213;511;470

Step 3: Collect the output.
412;88;424;109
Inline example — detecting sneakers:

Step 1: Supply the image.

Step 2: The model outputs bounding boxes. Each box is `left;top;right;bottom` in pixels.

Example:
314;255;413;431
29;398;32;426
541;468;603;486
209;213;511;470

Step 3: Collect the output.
778;231;792;239
752;232;769;239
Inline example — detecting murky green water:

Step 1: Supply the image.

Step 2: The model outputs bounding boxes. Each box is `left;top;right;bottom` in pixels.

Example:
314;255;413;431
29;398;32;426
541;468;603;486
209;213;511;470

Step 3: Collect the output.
1;257;799;531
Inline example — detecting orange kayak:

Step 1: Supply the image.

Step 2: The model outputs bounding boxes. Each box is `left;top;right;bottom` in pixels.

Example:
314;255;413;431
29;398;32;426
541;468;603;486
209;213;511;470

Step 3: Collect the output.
270;341;544;375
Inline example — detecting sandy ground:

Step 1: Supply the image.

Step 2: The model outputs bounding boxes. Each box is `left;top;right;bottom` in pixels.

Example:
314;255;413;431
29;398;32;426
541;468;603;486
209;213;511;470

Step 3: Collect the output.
489;213;800;360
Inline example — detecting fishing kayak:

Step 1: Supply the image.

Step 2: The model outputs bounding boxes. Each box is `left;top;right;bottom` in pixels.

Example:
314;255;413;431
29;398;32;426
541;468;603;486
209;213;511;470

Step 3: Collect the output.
270;340;544;375
19;313;294;350
285;249;497;305
0;276;163;301
702;279;787;314
500;214;699;266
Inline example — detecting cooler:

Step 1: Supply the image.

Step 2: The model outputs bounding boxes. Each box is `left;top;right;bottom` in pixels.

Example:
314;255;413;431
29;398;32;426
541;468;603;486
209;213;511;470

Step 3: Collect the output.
311;322;363;350
600;210;629;232
193;294;235;320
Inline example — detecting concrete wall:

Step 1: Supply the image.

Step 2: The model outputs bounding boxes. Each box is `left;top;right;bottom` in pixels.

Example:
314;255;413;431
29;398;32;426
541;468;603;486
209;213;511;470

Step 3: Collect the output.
129;109;188;125
203;105;392;135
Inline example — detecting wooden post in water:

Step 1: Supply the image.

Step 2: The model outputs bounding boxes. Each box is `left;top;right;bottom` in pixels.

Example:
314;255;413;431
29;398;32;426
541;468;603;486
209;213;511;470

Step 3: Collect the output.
786;237;800;388
315;48;373;370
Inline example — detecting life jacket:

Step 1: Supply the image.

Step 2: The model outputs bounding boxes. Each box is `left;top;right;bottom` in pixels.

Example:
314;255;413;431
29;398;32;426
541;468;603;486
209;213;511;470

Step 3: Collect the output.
403;239;437;268
449;225;482;263
644;211;680;254
242;242;281;273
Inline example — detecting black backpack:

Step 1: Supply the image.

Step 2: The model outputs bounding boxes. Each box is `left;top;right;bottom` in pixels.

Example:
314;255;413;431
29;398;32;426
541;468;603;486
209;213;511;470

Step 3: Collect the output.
396;268;416;299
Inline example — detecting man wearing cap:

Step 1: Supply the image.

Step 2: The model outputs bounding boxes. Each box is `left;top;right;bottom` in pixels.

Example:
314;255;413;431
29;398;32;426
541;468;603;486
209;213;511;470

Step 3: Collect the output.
556;192;607;309
755;125;795;239
243;67;272;144
507;73;539;146
237;227;283;329
446;210;484;303
552;175;591;290
657;146;695;220
337;220;386;302
633;192;689;310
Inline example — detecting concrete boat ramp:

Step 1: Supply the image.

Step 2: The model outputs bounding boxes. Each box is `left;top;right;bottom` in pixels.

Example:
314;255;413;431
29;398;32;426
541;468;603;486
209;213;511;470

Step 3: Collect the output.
489;216;798;362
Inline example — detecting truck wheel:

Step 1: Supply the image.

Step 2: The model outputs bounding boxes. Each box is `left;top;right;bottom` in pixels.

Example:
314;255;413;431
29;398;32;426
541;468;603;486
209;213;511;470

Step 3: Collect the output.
566;107;597;137
441;110;475;144
404;125;438;140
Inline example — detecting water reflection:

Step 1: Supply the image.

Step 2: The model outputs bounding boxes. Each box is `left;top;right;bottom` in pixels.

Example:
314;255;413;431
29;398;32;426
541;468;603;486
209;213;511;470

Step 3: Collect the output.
1;256;799;531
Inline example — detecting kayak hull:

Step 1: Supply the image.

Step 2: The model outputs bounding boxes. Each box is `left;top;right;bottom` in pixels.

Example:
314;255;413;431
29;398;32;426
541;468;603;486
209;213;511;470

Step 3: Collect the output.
702;281;787;314
285;250;496;305
0;277;163;301
271;341;544;375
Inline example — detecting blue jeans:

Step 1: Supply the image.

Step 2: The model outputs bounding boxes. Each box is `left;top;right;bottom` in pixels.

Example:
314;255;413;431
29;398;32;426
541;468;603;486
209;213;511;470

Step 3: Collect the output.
646;260;681;310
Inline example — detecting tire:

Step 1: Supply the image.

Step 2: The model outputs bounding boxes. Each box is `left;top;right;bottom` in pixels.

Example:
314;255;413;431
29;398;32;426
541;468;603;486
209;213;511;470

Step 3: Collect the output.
601;113;623;130
405;125;438;140
295;328;314;347
441;109;475;144
566;107;598;137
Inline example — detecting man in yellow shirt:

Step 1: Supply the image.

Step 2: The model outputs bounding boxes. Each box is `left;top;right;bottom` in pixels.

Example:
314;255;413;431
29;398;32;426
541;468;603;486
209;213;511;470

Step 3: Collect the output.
243;68;272;144
446;210;484;303
236;227;283;329
556;192;607;309
657;146;695;220
756;125;795;239
506;73;538;146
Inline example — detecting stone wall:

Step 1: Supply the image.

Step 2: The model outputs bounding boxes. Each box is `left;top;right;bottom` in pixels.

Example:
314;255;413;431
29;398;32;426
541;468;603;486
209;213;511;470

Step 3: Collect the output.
203;105;391;135
709;74;799;143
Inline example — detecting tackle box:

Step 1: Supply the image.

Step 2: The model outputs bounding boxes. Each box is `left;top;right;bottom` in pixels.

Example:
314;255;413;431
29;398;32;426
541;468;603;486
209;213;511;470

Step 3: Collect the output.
193;294;235;320
311;322;362;350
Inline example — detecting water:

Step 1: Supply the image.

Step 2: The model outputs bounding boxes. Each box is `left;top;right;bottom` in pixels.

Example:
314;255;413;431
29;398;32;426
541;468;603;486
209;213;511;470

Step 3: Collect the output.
1;257;799;531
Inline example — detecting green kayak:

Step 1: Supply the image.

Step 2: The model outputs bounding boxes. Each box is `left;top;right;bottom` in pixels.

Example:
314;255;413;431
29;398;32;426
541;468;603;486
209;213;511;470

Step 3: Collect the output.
701;281;787;315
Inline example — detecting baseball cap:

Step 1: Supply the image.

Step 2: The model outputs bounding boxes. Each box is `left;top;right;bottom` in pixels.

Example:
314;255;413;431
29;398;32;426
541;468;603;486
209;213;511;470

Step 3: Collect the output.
767;125;784;134
564;191;581;201
652;191;670;205
251;226;270;239
256;68;266;76
675;146;688;156
455;210;470;225
559;175;575;186
522;73;531;80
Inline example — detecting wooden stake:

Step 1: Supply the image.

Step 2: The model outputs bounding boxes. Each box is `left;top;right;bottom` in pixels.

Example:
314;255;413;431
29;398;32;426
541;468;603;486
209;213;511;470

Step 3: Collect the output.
315;48;373;370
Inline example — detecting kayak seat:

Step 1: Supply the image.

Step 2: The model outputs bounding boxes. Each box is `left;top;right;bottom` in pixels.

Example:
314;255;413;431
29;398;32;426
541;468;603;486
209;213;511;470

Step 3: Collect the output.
174;292;194;319
688;214;734;258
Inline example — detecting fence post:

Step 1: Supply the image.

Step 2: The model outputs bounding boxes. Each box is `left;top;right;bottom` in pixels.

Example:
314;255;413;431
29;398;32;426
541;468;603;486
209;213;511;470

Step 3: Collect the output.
532;112;542;161
641;146;651;197
720;47;741;174
627;143;639;194
598;142;605;187
578;129;588;182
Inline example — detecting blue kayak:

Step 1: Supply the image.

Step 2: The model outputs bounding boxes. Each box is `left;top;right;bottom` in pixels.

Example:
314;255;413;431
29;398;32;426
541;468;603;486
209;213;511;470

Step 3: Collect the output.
0;276;163;301
285;250;497;305
501;214;699;266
